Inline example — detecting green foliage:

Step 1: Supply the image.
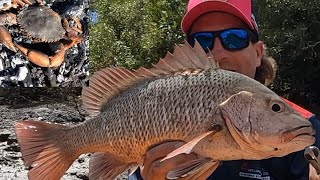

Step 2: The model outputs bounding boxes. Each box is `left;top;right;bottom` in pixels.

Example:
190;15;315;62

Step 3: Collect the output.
90;0;320;112
89;0;187;72
253;0;320;112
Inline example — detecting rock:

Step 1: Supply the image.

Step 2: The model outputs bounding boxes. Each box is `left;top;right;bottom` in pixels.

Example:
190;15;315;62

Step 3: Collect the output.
0;133;10;142
0;0;11;9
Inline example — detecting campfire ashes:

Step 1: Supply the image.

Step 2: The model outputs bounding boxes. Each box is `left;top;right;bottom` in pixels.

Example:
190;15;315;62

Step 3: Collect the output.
0;0;89;87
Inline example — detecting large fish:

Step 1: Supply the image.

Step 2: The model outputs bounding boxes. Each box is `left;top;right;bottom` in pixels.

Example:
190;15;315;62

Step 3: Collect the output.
15;41;315;180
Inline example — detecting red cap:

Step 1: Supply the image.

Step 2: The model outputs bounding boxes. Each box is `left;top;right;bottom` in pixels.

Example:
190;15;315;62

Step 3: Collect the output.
281;98;313;120
181;0;258;34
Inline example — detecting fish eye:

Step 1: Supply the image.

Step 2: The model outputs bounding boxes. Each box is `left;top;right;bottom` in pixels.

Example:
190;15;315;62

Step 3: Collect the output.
271;103;281;112
270;101;284;113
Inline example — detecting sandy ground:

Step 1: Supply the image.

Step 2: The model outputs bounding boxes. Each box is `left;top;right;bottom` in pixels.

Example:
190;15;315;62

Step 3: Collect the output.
0;88;129;179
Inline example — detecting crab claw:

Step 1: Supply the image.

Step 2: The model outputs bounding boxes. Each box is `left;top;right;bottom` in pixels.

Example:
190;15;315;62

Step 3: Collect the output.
49;36;83;67
0;26;17;52
49;43;67;68
70;17;83;33
65;36;83;49
15;43;51;67
15;42;67;68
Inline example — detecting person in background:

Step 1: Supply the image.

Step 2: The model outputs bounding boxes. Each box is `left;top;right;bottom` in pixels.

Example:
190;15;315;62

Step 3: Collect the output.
131;0;320;179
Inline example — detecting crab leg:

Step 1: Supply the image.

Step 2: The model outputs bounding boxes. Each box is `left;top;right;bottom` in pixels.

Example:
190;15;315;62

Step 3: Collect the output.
71;26;82;34
15;42;73;68
13;0;32;6
71;17;83;33
50;37;83;67
64;36;83;49
49;43;67;67
15;43;51;67
0;26;17;52
62;17;82;32
63;17;83;39
15;43;66;68
14;36;83;68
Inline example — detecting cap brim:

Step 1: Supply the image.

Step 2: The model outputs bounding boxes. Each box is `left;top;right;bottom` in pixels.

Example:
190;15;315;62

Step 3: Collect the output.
181;1;254;34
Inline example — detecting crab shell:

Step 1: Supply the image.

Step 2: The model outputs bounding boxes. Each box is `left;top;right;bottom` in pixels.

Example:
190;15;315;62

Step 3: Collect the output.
17;5;66;43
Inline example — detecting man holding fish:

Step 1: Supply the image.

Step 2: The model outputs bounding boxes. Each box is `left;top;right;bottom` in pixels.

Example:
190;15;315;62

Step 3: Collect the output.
137;0;320;179
14;0;320;180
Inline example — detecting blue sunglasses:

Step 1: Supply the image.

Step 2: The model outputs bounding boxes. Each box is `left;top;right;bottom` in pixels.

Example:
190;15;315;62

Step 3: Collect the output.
187;28;258;53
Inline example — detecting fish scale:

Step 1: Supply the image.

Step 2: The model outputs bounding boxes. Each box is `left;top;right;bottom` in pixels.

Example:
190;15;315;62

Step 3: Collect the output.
15;41;315;180
55;70;236;164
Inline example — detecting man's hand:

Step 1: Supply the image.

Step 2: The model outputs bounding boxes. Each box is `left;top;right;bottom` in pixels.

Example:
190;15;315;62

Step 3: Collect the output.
140;141;218;180
310;164;320;180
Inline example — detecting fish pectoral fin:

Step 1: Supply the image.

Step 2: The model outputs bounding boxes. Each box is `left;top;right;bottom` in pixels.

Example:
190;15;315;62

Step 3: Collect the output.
161;131;216;162
89;152;136;180
129;165;141;176
166;158;218;180
184;160;220;180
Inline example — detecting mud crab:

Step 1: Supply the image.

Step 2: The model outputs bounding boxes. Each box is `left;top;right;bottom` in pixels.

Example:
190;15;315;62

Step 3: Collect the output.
0;0;83;67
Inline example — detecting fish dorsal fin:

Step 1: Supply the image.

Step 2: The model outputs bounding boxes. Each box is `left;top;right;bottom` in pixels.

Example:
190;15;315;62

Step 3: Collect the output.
82;41;218;115
151;40;218;73
82;67;143;115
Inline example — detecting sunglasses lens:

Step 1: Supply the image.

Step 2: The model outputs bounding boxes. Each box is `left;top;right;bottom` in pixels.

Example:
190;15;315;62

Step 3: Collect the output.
193;32;214;52
220;29;249;50
188;29;251;52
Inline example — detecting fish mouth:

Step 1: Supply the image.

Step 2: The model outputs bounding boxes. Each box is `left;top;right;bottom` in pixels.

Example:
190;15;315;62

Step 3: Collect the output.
281;125;315;142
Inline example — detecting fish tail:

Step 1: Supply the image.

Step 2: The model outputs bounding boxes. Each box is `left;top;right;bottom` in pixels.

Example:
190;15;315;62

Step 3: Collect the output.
15;120;77;180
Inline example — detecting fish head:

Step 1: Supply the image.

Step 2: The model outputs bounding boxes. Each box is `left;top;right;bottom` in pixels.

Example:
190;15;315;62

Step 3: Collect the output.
219;84;315;158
